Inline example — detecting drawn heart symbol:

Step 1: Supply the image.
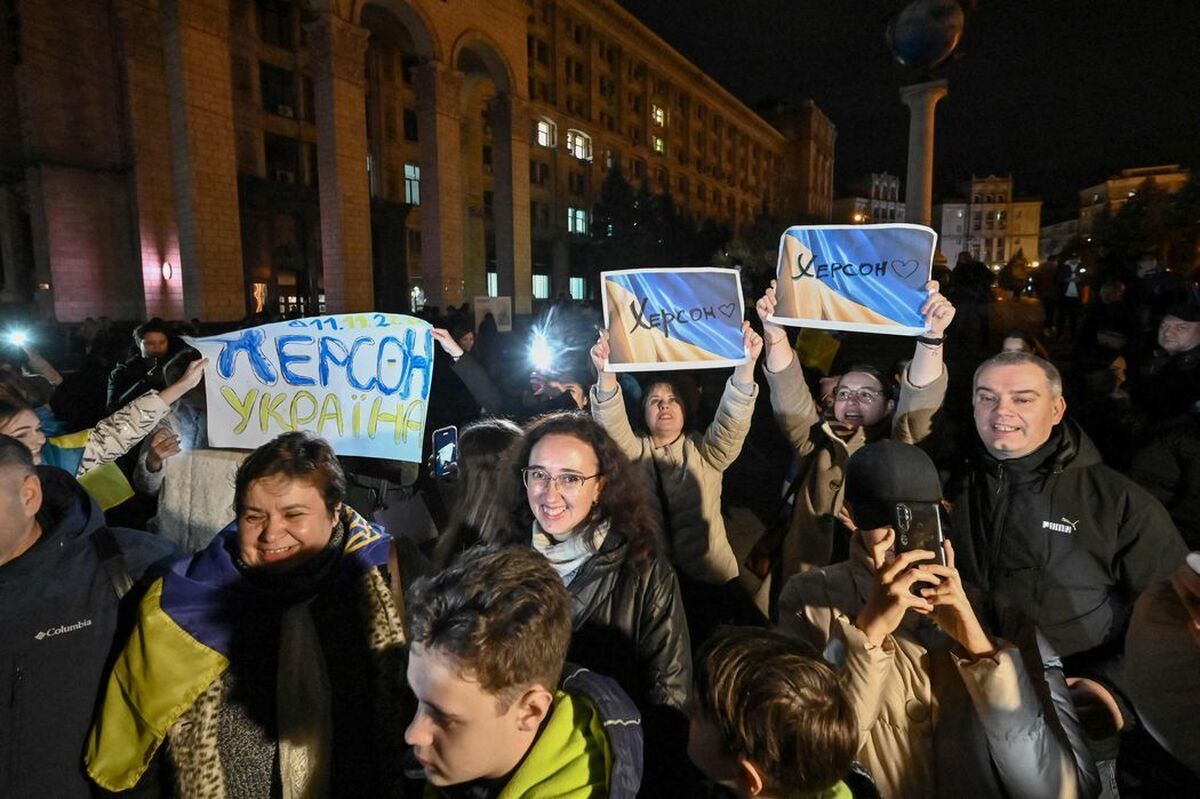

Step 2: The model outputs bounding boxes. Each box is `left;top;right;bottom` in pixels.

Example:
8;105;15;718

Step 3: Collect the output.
891;259;920;279
718;303;737;318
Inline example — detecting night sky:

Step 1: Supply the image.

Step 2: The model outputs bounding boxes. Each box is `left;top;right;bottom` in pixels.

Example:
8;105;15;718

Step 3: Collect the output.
616;0;1200;220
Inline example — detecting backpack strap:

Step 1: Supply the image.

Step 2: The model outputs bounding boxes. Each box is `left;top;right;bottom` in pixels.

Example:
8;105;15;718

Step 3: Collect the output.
91;526;135;599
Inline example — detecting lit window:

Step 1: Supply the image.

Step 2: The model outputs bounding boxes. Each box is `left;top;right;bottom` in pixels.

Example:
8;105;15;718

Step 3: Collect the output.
532;274;550;299
651;104;665;126
569;277;586;300
487;272;498;297
409;285;426;312
566;129;592;161
567;206;589;234
536;118;557;148
404;163;420;205
652;135;665;154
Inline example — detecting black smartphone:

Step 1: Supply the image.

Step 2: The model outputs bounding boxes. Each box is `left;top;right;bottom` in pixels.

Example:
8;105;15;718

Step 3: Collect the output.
432;425;458;478
892;501;947;567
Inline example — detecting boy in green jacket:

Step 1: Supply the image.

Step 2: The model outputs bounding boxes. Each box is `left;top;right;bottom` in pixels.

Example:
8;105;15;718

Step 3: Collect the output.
404;545;643;798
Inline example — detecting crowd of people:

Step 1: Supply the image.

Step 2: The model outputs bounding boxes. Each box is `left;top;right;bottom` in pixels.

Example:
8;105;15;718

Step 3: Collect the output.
0;248;1197;798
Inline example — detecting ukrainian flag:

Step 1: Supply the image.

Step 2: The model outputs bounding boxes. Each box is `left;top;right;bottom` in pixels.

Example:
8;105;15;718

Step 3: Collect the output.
86;508;391;791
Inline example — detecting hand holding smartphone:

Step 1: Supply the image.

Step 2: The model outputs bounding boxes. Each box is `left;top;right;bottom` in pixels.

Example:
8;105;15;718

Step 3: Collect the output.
432;425;458;479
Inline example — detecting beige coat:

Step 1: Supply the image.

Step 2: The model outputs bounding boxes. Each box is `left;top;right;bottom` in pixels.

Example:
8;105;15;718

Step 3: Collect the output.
766;357;947;576
778;542;1097;799
590;378;757;583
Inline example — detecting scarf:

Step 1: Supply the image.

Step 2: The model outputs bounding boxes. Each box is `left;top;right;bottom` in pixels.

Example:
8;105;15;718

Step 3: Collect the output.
86;506;395;793
532;520;609;585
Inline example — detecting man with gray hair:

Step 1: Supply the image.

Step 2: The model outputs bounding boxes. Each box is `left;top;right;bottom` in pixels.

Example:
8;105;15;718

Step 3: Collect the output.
946;351;1186;746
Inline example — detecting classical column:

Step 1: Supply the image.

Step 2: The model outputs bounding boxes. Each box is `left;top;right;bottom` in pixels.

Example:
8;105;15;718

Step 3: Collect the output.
115;0;184;320
161;0;245;321
414;61;465;311
0;187;29;305
488;92;533;315
308;13;374;313
900;79;948;227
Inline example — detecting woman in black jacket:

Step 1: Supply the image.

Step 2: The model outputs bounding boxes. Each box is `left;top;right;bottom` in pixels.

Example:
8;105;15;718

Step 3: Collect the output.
495;411;695;789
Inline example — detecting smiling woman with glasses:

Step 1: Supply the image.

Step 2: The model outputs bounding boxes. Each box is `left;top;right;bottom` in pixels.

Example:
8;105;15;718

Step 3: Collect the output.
496;410;693;792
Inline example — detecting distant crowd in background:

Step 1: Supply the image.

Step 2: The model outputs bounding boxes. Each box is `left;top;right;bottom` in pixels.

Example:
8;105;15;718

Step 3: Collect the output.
1;245;1198;797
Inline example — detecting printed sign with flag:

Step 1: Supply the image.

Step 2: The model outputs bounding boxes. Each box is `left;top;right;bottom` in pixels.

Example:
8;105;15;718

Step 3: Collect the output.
770;224;937;335
185;313;434;462
602;267;746;372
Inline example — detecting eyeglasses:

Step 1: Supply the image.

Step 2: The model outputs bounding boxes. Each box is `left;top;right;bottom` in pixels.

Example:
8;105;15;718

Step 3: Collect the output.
522;468;602;496
835;388;882;405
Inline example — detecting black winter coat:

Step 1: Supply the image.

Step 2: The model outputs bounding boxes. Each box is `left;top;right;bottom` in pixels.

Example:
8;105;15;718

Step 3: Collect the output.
947;421;1186;669
0;467;180;798
562;531;691;712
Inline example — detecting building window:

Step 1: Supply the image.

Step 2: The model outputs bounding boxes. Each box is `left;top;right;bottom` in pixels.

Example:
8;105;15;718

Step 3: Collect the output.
404;163;420;205
403;109;418;141
532;274;550;299
535;118;557;148
652;135;665;154
566;129;592;160
569;276;586;300
567;207;589;234
604;149;615;170
487;272;498;297
264;133;299;183
568;172;585;194
651;104;665;126
260;62;296;116
257;0;293;49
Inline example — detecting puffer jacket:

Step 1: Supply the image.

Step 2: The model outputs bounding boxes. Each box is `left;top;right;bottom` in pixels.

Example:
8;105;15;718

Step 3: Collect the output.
947;419;1187;663
556;530;691;711
590;377;757;584
778;538;1100;799
765;356;947;574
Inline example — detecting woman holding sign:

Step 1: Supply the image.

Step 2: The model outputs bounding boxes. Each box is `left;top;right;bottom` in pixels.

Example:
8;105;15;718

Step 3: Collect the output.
590;321;765;637
87;432;421;797
753;279;954;596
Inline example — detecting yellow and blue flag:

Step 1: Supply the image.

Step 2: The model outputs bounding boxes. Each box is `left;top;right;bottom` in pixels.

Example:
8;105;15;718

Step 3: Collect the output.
602;267;746;372
771;224;937;336
86;508;391;792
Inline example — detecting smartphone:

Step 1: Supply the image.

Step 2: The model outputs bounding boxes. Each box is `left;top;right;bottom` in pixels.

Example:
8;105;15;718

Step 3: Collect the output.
432;425;458;478
892;501;947;567
1187;552;1200;577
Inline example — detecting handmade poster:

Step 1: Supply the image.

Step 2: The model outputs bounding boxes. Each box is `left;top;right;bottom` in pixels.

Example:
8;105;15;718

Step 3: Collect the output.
601;267;746;372
474;296;513;332
186;313;434;462
770;224;937;335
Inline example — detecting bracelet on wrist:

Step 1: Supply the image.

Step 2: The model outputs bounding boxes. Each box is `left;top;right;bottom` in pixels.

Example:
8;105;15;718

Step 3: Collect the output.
915;335;944;347
765;334;787;346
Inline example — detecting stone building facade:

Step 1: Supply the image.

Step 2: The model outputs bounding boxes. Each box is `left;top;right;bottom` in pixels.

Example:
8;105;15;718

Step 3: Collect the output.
0;0;835;322
933;174;1041;268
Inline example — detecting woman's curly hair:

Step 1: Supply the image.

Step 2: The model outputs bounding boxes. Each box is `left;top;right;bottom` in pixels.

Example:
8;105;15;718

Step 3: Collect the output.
496;410;661;570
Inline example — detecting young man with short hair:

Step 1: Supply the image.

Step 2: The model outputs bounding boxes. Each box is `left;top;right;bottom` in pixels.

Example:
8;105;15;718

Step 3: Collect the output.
688;626;858;798
404;545;643;797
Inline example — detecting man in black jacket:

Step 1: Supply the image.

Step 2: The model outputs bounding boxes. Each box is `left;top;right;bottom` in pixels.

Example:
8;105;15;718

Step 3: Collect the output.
106;319;173;412
0;435;180;797
947;351;1187;740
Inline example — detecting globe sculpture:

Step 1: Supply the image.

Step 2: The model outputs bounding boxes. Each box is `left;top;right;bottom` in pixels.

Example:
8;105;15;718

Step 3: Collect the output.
886;0;966;71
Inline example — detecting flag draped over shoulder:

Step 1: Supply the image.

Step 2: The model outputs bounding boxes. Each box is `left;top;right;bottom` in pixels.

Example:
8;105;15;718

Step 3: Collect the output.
85;509;391;792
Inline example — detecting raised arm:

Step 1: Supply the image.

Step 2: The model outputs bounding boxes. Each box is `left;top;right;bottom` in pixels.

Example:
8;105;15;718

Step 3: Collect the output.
755;282;820;454
908;280;954;389
588;329;643;460
431;327;505;413
697;321;760;471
